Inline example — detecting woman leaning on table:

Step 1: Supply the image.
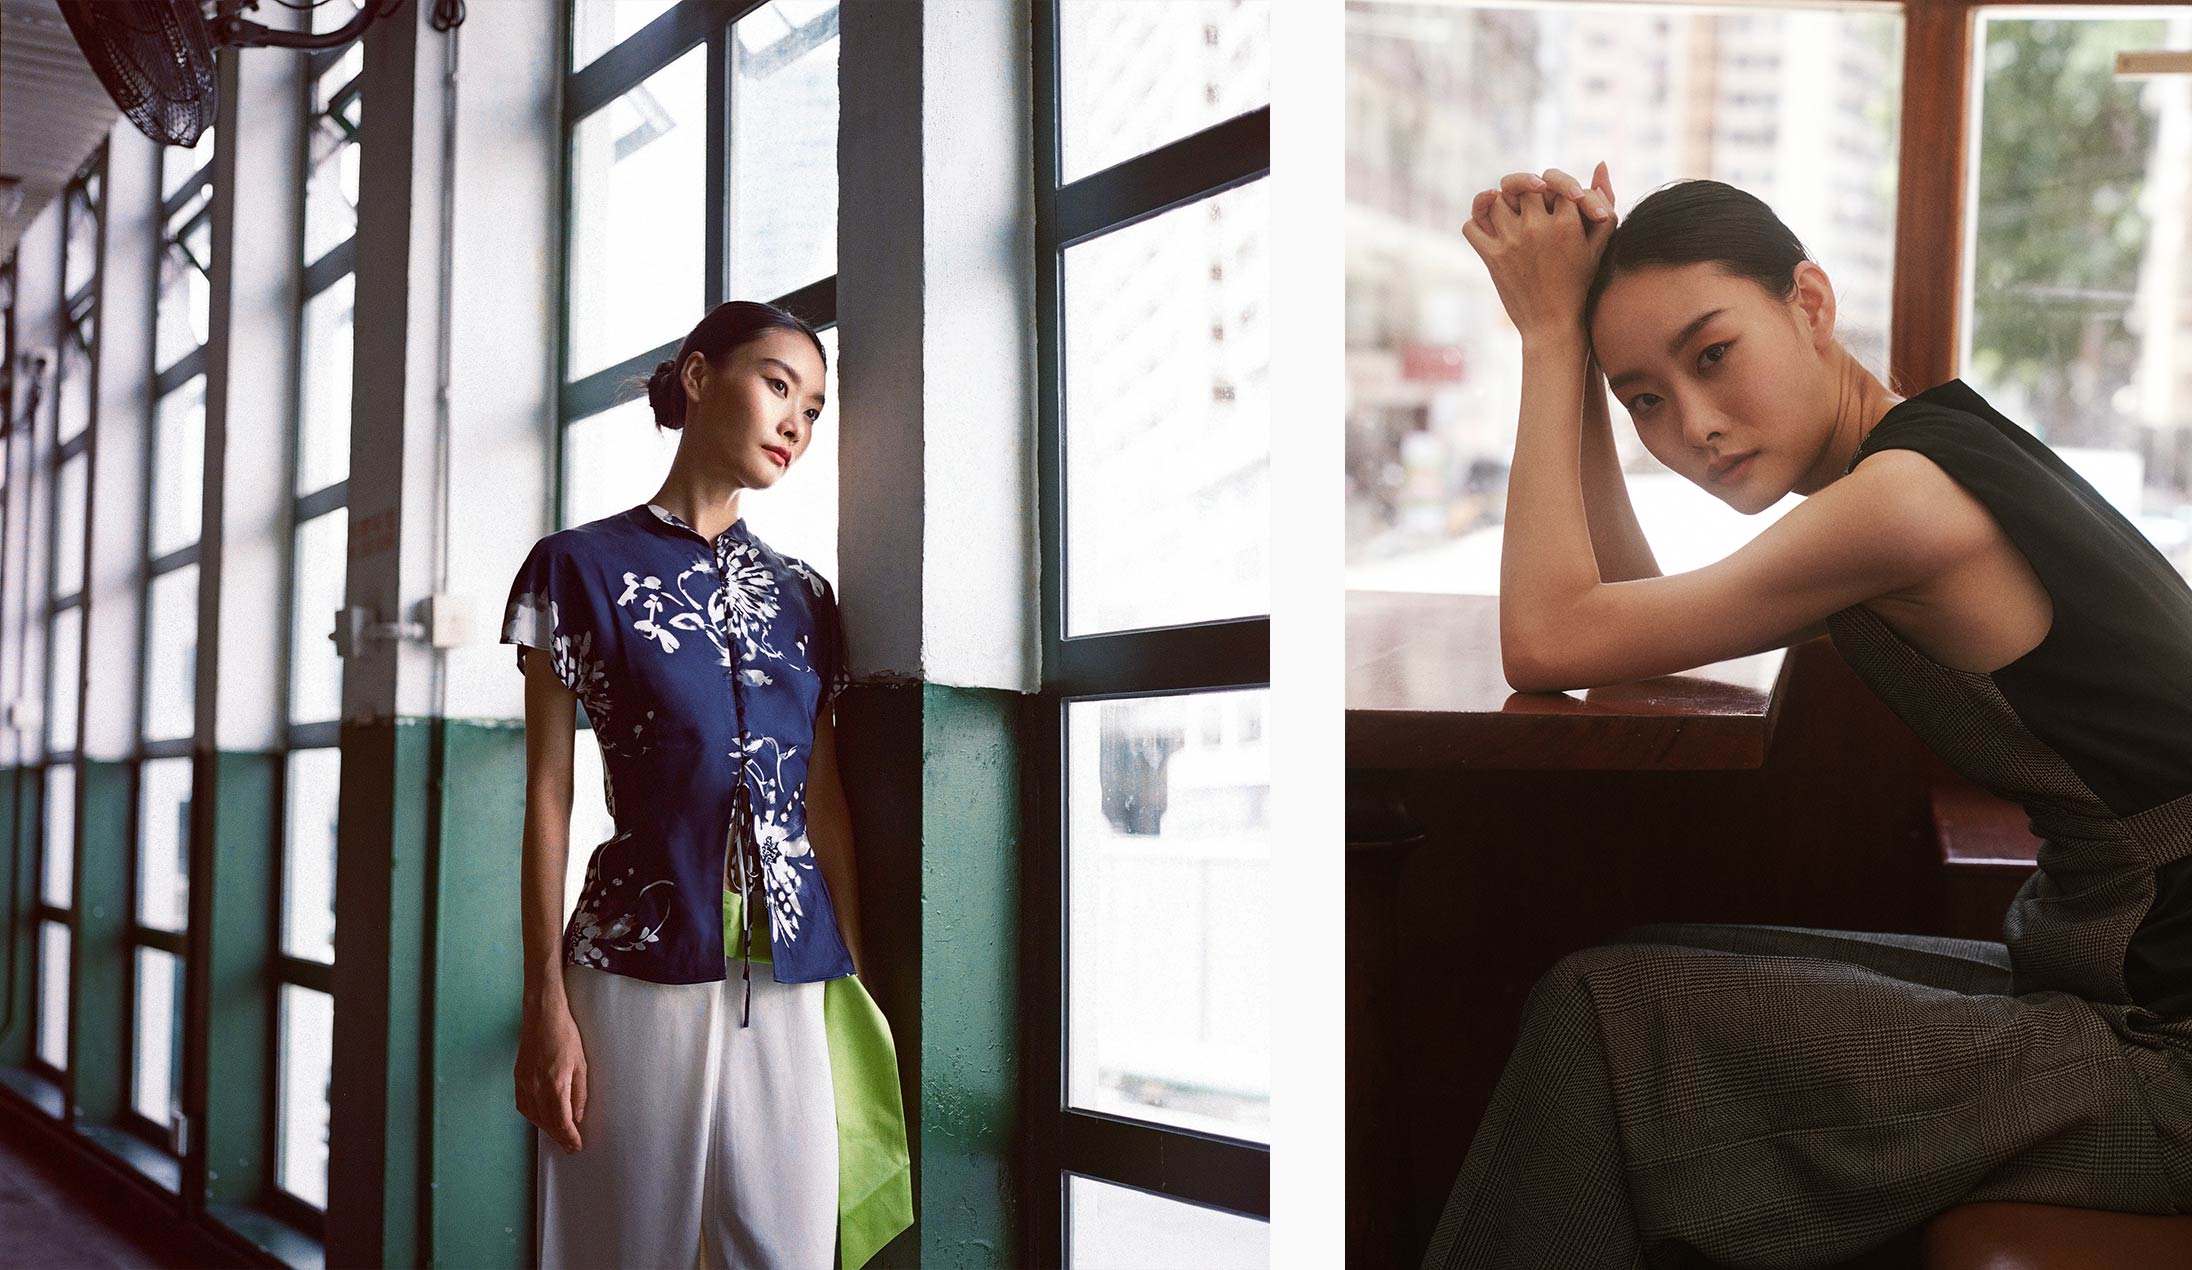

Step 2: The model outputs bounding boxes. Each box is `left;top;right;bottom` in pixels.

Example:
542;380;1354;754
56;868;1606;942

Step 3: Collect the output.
1421;165;2192;1268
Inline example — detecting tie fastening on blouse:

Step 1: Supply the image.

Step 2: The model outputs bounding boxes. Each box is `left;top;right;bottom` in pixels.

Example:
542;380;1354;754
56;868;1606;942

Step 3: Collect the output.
720;527;762;1029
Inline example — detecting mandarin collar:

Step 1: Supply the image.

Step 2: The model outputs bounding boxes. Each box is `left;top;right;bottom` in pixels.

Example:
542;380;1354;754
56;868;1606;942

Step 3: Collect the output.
637;501;751;547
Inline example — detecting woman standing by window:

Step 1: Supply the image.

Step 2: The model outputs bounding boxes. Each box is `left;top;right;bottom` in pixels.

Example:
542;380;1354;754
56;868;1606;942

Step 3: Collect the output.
504;300;910;1269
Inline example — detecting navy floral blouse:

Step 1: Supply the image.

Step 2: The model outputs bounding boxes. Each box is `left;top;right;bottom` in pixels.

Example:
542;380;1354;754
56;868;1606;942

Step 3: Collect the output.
501;502;856;1022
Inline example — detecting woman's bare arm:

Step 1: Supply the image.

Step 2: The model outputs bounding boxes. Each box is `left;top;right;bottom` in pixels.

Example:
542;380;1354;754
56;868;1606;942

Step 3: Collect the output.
1578;349;1661;584
1500;329;1986;692
520;651;578;1016
513;650;589;1154
805;711;867;975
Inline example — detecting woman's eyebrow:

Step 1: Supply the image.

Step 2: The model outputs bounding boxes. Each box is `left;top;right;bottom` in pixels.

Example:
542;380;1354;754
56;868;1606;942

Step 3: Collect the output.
759;356;826;403
1605;307;1729;391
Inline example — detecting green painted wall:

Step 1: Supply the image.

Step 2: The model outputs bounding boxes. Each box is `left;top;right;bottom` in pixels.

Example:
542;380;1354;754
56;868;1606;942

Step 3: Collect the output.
0;680;1026;1269
75;758;131;1125
916;684;1022;1269
428;718;532;1268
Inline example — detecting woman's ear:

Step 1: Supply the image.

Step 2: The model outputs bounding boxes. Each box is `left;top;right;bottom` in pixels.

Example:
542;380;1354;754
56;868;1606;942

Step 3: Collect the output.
1791;261;1837;353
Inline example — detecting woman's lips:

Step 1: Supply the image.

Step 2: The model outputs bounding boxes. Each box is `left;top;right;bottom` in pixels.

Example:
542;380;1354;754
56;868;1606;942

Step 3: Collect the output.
1712;452;1756;484
762;445;790;468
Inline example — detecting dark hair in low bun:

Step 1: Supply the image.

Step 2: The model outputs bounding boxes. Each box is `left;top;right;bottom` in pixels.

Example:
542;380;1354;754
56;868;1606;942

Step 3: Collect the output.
1582;178;1812;337
621;300;828;433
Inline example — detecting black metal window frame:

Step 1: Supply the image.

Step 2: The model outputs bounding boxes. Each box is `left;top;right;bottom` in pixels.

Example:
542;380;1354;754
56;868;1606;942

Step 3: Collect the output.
557;0;840;504
33;144;109;1092
1023;3;1273;1263
258;53;356;1240
117;133;220;1162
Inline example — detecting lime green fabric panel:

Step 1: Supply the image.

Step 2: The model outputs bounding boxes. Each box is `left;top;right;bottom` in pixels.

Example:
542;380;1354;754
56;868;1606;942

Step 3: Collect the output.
724;889;913;1269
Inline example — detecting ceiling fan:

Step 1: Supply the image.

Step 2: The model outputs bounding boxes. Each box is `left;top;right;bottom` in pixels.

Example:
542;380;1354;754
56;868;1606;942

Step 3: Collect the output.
54;0;408;150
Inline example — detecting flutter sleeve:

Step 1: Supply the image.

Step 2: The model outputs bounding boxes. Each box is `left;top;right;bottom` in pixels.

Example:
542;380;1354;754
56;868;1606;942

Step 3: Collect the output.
500;535;596;696
815;573;853;718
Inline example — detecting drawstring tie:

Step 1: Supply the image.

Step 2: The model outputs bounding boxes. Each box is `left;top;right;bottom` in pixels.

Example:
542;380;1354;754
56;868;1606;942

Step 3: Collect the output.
723;532;759;1030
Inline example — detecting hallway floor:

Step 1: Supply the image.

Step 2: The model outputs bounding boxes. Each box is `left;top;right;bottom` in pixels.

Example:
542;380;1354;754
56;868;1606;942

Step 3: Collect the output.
0;1125;176;1269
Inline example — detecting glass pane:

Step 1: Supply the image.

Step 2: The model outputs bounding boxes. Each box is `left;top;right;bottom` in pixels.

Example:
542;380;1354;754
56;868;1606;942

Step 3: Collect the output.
570;0;680;71
1064;180;1270;635
161;126;216;200
139;756;193;931
151;378;206;557
55;449;87;597
311;0;364;34
58;322;92;446
43;763;74;908
49;605;81;754
132;946;181;1132
156;189;213;373
1343;3;1903;593
737;325;839;583
305;52;363;263
562;396;679;531
289;509;348;725
1059;0;1270;185
65;186;97;299
1066;689;1270;1140
145;564;199;743
1964;11;2192;574
298;274;355;496
283;746;340;963
1067;1175;1267;1269
567;43;707;381
729;0;839;302
38;921;69;1070
276;984;334;1209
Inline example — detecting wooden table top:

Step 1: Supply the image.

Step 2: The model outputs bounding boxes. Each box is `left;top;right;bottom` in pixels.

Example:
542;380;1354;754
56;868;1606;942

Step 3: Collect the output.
1346;590;1795;771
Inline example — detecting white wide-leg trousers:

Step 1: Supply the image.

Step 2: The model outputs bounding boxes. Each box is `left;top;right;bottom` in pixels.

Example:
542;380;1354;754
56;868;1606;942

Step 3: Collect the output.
536;958;838;1270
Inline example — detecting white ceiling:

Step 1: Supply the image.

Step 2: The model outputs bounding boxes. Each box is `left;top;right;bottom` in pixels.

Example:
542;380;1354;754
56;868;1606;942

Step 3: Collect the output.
2;0;124;264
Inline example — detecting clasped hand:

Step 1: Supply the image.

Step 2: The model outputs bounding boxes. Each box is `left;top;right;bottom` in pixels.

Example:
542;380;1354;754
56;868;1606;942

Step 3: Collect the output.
1461;161;1619;345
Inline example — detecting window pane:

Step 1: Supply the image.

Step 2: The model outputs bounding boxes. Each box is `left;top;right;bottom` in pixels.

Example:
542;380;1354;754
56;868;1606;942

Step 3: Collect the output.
1343;4;1902;594
38;921;69;1070
145;564;199;744
306;53;362;262
1059;0;1270;185
49;605;81;754
277;984;334;1209
299;273;355;496
567;43;708;381
161;127;216;200
1064;180;1270;635
311;0;364;35
729;0;839;302
139;756;193;931
57;319;93;446
570;0;680;71
738;324;839;583
1067;1175;1267;1269
1965;11;2192;573
1066;689;1270;1141
44;763;74;908
283;746;340;964
55;449;86;597
132;946;181;1133
156;188;213;374
289;509;347;726
65;186;97;299
562;396;679;531
151;378;206;557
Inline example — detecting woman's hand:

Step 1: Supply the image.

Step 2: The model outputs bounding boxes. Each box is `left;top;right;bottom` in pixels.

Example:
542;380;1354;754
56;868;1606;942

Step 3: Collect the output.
1462;162;1619;344
516;997;588;1153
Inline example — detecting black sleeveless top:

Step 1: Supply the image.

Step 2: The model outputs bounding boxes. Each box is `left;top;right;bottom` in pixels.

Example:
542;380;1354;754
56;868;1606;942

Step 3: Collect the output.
1836;378;2192;1017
